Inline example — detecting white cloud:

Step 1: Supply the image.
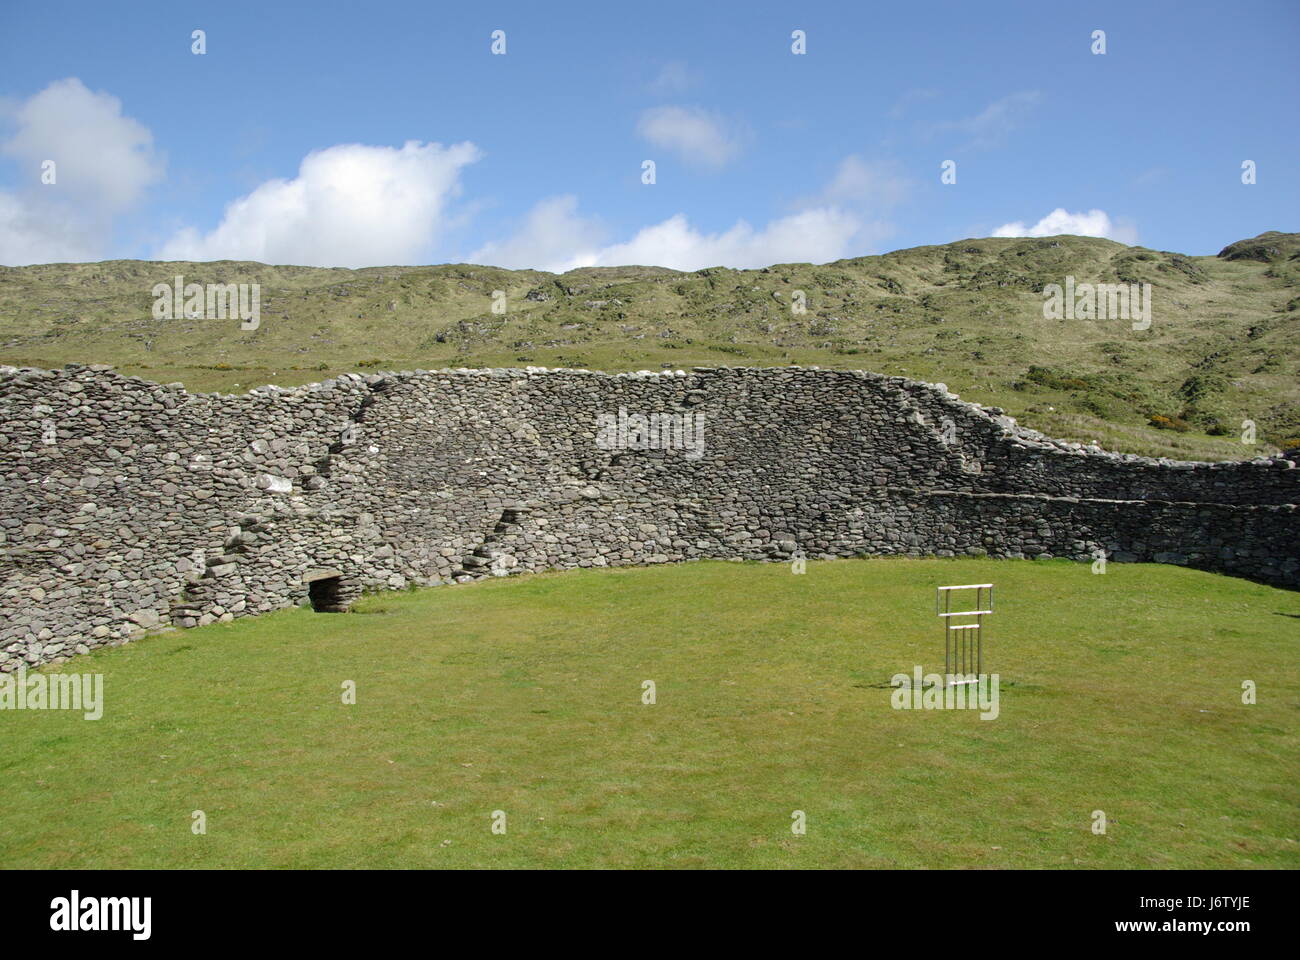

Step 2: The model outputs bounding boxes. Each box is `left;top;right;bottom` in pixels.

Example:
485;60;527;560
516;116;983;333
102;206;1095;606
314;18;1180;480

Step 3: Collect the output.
933;91;1041;150
647;61;697;96
636;105;745;169
587;207;862;270
469;195;606;272
0;77;162;265
888;87;941;120
474;152;910;272
811;155;910;210
0;79;886;272
158;140;481;266
0;191;101;263
1;77;162;212
473;197;863;272
992;207;1137;244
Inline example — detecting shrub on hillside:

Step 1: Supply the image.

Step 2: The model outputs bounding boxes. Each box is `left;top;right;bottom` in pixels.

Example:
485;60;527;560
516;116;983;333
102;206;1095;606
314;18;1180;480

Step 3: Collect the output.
1149;414;1191;432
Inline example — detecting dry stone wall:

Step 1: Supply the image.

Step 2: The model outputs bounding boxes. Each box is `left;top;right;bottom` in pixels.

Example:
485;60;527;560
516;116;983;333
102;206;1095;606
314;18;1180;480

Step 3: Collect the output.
2;362;1296;671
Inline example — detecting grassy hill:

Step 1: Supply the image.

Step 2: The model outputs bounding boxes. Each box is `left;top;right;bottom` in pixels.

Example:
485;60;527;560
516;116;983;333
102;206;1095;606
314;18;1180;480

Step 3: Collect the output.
2;230;1297;460
3;558;1296;869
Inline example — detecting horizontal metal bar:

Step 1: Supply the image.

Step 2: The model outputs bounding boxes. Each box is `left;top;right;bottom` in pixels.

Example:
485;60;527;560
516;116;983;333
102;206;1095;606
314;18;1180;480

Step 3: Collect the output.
939;610;993;618
936;584;994;591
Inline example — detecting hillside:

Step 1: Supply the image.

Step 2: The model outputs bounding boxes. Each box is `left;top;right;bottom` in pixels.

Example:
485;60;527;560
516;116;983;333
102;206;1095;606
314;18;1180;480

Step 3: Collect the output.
1;230;1297;460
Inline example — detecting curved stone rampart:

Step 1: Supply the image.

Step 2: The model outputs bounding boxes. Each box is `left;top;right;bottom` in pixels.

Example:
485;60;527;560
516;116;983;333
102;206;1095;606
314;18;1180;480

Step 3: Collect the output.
2;363;1295;669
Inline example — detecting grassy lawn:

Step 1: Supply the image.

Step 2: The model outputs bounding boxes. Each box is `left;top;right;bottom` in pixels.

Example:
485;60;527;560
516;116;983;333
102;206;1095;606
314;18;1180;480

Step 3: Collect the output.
1;557;1296;869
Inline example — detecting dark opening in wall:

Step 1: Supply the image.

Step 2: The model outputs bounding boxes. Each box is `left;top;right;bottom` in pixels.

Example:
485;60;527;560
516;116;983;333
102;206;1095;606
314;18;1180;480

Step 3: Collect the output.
308;575;346;613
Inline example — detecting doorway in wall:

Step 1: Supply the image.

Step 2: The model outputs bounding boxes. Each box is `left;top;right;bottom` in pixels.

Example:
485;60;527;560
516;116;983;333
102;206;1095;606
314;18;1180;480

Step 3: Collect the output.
308;575;346;612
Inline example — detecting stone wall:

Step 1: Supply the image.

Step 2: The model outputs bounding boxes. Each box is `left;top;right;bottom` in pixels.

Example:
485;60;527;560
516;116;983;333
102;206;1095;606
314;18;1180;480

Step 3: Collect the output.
2;363;1296;670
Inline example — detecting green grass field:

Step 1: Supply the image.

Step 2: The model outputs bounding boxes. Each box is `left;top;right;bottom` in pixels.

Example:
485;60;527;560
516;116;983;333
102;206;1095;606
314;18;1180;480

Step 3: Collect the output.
2;557;1296;869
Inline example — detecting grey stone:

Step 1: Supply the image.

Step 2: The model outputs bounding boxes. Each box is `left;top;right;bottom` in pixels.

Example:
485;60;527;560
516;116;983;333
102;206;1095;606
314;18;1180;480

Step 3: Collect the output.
0;364;1294;671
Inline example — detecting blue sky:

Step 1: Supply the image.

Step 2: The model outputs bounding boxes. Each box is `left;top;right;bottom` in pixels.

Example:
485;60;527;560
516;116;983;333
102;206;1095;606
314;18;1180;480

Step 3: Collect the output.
0;0;1295;269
